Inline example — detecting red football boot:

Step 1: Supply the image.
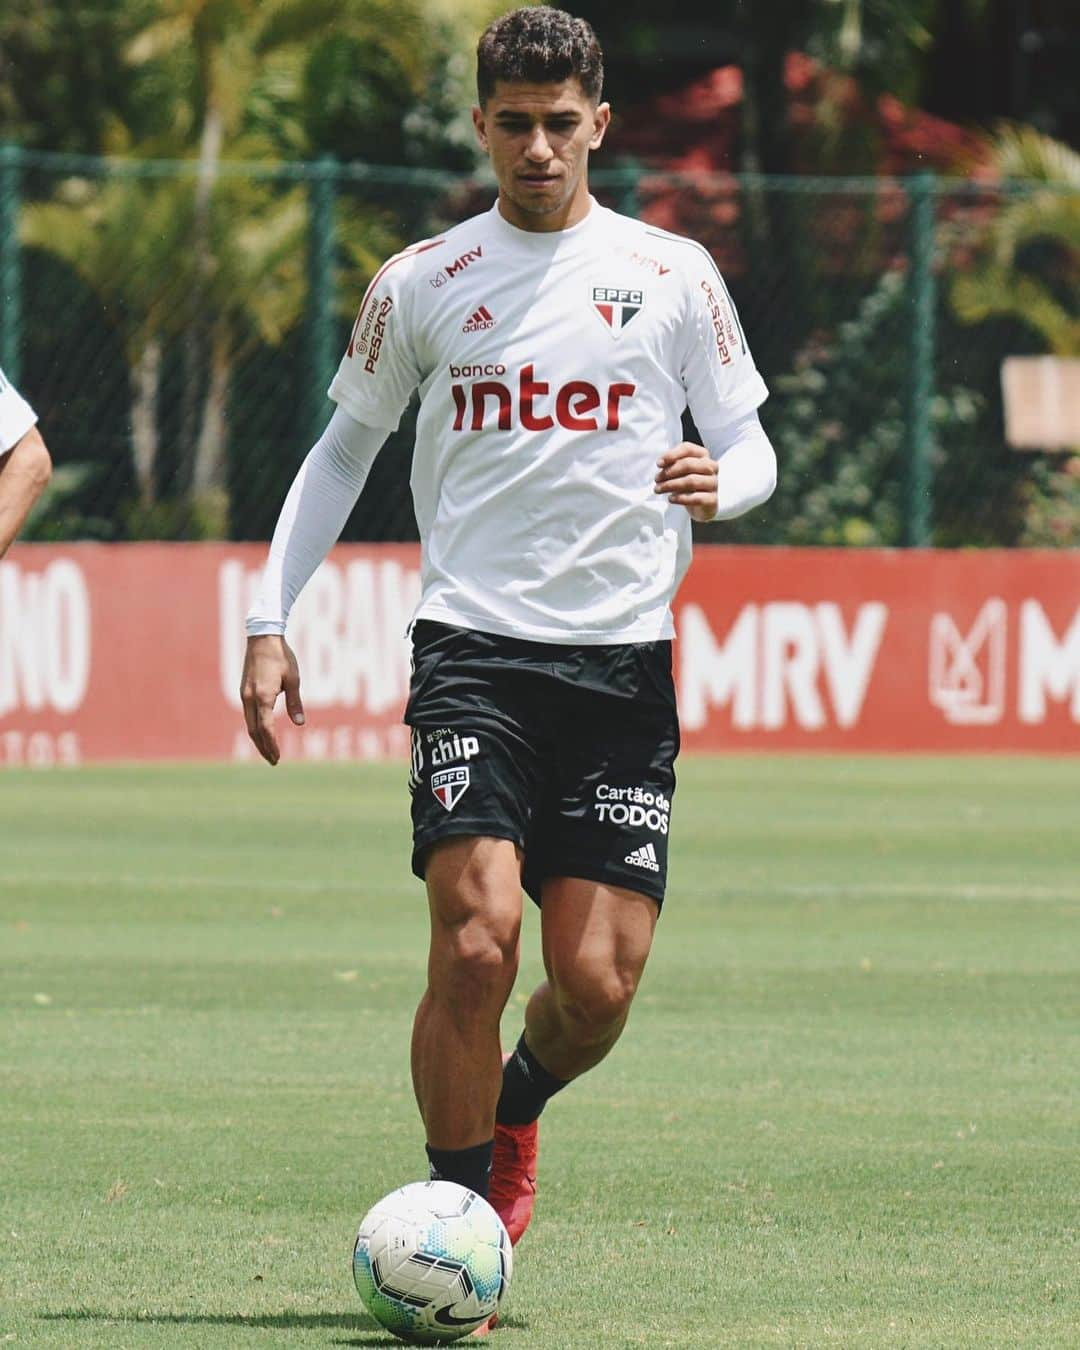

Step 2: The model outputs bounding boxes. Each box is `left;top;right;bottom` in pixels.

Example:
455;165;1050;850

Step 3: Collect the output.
474;1059;539;1335
488;1117;539;1246
473;1115;536;1336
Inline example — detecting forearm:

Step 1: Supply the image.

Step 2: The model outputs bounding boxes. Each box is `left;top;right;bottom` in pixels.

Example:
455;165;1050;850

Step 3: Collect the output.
700;411;777;521
0;428;52;557
246;408;389;634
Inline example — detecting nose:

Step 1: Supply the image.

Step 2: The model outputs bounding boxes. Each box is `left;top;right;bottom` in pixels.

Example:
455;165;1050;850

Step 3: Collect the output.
524;126;553;163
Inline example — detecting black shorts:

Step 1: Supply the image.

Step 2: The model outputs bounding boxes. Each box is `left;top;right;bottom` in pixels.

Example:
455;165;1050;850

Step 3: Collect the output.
405;621;680;908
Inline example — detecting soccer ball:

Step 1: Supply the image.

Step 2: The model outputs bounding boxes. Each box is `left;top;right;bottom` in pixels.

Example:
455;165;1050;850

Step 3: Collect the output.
352;1180;512;1344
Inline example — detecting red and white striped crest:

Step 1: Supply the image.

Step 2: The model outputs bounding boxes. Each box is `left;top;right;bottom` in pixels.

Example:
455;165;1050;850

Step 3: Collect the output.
431;766;470;811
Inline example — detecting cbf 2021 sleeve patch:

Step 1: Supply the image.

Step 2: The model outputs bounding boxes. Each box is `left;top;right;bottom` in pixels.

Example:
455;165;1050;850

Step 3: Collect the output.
329;239;445;431
677;255;767;423
639;228;767;425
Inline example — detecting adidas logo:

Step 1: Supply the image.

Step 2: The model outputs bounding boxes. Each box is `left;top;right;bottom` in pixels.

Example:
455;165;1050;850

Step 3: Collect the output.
463;305;496;333
624;841;660;872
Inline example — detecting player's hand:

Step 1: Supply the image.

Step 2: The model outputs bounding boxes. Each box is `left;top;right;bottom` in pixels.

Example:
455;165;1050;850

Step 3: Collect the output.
240;634;305;766
654;441;719;522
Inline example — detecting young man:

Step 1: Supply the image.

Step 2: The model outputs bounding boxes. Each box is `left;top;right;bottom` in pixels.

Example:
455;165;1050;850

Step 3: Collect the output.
242;1;775;1273
0;368;51;557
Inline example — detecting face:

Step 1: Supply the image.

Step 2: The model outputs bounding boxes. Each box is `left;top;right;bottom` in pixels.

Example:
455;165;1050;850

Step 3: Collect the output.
473;78;610;231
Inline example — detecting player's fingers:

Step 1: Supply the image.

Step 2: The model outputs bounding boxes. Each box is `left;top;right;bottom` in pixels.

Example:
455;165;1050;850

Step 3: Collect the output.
653;445;696;467
669;491;718;518
657;439;714;460
655;459;716;484
241;686;260;738
241;689;276;765
655;443;699;471
283;673;306;727
253;690;281;766
653;477;712;494
655;451;700;471
654;472;717;495
256;714;281;766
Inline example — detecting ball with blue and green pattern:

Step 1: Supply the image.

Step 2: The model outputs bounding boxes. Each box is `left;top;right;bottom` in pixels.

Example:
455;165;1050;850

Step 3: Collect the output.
353;1180;512;1345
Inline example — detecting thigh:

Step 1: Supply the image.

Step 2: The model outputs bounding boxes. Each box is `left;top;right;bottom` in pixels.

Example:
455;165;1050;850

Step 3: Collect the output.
538;876;659;993
524;658;679;909
424;835;525;954
406;623;548;884
409;721;538;883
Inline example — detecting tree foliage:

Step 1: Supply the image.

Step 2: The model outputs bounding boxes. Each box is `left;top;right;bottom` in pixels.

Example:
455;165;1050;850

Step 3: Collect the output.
953;126;1080;357
950;124;1080;543
8;2;1079;544
715;270;1006;548
0;0;157;153
14;0;485;539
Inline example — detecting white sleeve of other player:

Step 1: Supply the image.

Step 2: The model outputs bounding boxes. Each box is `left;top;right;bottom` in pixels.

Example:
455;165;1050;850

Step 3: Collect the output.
327;252;421;431
246;408;389;635
678;262;769;429
700;409;777;522
0;368;37;451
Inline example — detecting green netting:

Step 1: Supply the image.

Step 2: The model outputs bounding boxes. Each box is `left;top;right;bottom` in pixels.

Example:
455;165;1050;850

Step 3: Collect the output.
3;147;1076;546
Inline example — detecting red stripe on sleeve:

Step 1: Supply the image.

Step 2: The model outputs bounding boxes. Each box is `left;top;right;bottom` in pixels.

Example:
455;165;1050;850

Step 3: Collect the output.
346;239;446;356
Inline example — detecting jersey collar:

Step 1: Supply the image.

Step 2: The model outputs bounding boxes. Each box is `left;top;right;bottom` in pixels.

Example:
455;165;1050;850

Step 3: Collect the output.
490;196;601;251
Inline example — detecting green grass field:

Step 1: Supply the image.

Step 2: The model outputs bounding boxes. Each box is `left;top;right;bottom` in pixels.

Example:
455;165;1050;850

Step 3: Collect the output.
2;757;1077;1348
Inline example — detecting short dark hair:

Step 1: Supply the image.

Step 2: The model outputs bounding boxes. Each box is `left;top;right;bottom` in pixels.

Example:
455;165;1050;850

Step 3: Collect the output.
477;7;604;106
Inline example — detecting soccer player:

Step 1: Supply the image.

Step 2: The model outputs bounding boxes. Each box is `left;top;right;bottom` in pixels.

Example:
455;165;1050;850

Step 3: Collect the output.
0;368;51;558
242;0;776;1288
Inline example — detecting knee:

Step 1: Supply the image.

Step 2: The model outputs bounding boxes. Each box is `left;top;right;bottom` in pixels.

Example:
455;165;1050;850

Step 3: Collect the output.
426;838;521;1009
430;908;520;1016
437;915;519;987
550;963;639;1040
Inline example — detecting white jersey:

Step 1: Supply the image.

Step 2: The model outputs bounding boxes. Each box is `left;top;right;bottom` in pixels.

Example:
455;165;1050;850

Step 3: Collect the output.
0;368;37;451
329;200;767;644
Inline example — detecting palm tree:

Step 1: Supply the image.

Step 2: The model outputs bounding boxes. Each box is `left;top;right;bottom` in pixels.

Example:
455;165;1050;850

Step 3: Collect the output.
124;0;424;516
23;167;313;530
952;125;1080;356
21;174;195;508
951;125;1080;542
22;0;475;535
193;175;308;504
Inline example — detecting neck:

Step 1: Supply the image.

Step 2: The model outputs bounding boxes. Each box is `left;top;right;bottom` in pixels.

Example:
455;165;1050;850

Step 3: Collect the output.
497;178;593;233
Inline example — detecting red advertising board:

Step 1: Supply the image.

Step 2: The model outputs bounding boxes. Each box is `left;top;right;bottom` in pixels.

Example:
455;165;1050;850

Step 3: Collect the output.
676;547;1079;753
1;543;1078;767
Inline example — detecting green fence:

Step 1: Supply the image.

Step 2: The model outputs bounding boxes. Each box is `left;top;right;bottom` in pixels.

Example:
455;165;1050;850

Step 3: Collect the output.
3;146;1076;547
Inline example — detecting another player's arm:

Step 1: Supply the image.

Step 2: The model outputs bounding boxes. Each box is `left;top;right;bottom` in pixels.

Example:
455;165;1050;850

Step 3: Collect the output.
653;410;776;523
242;409;390;765
0;425;52;558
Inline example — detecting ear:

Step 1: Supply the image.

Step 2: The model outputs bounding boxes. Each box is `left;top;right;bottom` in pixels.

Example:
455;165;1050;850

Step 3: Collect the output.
472;105;489;154
589;101;611;152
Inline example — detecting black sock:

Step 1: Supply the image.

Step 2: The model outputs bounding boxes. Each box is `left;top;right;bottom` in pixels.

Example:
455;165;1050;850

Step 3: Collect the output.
425;1140;494;1199
496;1034;568;1126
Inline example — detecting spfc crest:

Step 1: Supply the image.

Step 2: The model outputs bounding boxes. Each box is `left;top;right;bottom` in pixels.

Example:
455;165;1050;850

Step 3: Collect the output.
431;766;470;811
592;286;643;335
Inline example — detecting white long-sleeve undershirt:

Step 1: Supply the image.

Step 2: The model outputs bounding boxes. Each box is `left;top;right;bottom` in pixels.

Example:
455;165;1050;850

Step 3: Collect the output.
246;408;389;635
245;405;777;636
700;409;778;521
